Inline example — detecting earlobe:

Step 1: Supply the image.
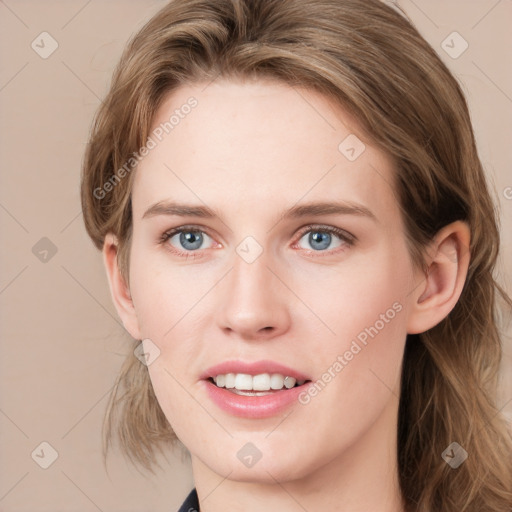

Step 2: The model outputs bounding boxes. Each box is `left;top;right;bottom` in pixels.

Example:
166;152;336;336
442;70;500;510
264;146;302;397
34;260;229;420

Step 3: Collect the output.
407;221;470;334
102;233;142;340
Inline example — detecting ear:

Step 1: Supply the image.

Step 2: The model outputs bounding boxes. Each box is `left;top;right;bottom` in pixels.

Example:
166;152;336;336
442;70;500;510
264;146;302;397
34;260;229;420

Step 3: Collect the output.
102;233;142;340
407;221;470;334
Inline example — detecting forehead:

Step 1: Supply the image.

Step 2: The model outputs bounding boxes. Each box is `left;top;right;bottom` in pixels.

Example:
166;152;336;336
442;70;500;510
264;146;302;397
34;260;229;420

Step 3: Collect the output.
131;79;399;223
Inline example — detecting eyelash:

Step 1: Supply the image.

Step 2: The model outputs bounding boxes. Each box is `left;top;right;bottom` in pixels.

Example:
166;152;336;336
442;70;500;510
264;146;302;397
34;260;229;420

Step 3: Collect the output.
158;224;356;259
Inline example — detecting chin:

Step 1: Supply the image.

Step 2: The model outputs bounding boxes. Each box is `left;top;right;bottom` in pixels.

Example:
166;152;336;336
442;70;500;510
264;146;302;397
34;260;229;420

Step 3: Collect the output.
196;442;320;484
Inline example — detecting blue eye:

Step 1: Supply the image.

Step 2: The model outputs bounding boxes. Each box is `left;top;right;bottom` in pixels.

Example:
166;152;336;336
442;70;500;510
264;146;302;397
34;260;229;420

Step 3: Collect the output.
296;227;351;252
163;228;214;253
160;224;354;259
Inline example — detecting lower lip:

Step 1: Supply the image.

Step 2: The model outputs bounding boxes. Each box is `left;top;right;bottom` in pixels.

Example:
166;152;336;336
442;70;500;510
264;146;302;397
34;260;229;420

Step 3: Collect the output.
203;379;310;419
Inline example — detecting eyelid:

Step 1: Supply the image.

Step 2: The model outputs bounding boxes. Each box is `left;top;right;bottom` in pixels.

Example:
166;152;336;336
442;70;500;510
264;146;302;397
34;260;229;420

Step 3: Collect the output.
159;224;220;252
294;223;356;244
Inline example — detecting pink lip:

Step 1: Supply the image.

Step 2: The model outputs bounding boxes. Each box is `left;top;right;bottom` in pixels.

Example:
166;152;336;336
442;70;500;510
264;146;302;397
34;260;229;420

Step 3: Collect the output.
200;360;310;381
200;360;312;419
203;380;311;418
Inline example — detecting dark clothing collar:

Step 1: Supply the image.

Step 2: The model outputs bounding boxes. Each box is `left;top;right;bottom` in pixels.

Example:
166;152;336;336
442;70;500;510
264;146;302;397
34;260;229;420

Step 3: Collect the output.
178;488;199;512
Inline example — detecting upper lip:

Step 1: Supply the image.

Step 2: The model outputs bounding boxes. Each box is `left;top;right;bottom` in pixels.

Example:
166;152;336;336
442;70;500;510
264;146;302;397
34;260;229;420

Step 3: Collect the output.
200;360;311;381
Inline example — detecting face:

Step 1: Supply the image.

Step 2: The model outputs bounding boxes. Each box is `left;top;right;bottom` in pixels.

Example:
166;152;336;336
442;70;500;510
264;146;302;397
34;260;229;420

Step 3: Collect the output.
123;79;421;483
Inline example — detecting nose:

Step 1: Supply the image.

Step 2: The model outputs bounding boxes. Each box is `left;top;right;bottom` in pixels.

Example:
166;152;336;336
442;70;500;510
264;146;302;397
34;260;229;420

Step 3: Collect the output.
217;250;291;341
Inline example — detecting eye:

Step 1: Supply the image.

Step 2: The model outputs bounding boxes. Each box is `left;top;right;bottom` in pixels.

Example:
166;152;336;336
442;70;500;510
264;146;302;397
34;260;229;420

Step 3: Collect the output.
159;224;355;259
294;225;354;253
160;226;216;256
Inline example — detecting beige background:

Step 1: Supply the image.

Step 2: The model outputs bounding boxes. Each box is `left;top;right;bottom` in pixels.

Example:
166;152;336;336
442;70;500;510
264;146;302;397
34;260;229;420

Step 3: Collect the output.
0;1;511;511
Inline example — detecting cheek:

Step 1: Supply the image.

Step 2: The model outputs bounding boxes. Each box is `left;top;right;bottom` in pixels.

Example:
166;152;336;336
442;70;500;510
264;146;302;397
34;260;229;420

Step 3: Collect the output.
128;247;206;337
295;245;413;347
294;245;413;407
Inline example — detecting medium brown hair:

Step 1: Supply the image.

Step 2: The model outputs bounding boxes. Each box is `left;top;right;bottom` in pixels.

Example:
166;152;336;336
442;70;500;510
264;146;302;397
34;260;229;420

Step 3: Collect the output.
81;1;512;510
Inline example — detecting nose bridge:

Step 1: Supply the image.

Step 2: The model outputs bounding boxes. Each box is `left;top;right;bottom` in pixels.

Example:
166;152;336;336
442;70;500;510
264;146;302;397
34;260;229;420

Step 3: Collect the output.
217;241;290;338
231;248;271;303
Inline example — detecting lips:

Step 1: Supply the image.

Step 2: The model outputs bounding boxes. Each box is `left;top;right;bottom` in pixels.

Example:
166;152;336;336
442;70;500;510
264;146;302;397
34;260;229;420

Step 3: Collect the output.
200;360;312;419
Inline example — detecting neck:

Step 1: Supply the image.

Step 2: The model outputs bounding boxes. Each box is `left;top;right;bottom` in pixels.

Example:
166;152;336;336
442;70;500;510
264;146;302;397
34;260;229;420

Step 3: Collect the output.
191;397;405;512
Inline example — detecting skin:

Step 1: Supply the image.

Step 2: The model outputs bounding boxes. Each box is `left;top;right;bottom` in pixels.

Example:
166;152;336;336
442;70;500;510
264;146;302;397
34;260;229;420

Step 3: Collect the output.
103;78;470;512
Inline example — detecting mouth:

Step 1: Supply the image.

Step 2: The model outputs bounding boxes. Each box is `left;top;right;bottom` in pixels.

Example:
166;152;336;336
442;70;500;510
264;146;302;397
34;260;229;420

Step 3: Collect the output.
207;373;310;396
201;361;313;418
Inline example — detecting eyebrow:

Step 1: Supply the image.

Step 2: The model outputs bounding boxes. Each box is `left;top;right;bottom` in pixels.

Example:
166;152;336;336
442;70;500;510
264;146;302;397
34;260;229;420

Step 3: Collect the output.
142;200;376;222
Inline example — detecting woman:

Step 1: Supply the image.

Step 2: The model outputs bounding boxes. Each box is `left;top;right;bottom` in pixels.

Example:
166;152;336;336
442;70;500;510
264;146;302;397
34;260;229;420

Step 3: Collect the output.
80;0;512;510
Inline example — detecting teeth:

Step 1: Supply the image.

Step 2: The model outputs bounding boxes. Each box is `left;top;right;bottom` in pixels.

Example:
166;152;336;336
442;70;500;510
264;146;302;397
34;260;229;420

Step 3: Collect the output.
235;374;253;390
225;373;236;389
253;373;271;391
270;374;284;390
211;373;306;391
